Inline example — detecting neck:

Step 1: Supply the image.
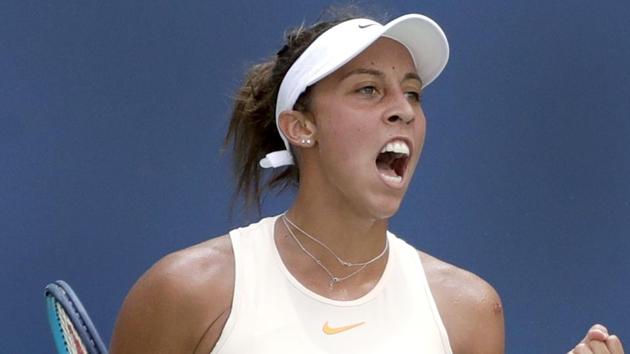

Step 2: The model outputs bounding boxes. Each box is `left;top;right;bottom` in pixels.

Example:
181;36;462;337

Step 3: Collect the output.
286;184;389;262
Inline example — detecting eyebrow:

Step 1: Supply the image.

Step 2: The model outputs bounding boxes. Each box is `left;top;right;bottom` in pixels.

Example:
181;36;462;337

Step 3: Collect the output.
338;68;423;86
338;68;384;81
403;72;423;87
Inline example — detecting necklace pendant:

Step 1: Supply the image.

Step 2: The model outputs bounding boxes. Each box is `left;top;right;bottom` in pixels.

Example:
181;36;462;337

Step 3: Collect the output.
329;277;339;288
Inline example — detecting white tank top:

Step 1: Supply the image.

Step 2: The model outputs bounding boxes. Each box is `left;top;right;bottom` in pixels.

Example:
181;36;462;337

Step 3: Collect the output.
210;215;453;354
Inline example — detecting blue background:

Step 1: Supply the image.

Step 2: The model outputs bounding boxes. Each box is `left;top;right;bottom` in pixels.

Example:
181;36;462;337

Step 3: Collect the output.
2;1;629;353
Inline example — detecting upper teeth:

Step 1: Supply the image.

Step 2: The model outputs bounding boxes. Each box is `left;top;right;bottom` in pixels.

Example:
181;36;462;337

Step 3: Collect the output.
380;140;410;156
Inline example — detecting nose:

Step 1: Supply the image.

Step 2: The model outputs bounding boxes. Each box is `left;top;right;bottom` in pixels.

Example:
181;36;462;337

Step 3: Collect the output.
383;92;416;125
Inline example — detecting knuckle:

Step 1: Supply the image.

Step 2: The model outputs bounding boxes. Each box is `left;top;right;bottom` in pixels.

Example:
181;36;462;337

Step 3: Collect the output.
592;324;609;333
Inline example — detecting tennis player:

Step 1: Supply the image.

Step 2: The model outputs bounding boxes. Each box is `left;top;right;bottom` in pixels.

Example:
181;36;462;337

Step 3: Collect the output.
109;9;624;354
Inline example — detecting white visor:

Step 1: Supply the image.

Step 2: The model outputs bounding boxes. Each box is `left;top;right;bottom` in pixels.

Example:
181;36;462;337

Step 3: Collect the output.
259;13;450;169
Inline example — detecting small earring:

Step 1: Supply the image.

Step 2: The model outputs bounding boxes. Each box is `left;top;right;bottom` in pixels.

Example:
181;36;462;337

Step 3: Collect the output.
301;138;312;145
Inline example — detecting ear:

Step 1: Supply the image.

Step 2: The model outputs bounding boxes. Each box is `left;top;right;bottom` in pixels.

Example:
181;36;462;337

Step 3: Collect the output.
278;110;317;148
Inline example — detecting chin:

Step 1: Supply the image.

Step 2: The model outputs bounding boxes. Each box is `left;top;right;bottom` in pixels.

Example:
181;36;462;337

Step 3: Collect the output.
362;194;404;220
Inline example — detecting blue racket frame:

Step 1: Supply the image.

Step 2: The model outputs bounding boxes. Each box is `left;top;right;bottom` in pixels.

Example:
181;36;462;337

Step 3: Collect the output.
45;280;108;354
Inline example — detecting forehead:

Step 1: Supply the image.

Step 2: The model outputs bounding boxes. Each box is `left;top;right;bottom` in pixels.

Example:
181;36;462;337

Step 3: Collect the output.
327;37;417;79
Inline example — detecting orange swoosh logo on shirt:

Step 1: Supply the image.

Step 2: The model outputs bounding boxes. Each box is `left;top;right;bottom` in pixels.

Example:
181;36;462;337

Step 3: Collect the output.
322;321;365;335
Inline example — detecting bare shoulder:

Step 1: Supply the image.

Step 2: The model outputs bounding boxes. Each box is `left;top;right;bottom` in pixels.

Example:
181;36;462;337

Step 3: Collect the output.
110;235;234;354
418;251;502;310
418;251;505;354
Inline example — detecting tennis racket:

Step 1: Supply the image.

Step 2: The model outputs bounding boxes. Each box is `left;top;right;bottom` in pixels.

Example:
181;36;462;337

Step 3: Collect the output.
45;280;108;354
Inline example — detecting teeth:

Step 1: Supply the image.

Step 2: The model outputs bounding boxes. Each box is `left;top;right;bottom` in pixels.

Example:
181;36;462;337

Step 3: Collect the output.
380;140;410;156
380;174;403;184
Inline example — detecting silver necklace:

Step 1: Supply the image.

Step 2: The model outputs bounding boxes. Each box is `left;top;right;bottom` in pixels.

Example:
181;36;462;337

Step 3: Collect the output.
282;214;389;267
281;215;388;288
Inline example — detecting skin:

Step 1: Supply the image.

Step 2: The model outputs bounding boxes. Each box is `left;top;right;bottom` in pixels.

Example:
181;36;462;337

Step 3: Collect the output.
109;38;623;354
568;325;624;354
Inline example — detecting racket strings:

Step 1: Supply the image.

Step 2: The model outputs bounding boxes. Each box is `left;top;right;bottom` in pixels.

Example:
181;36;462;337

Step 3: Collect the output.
47;296;70;353
55;301;88;354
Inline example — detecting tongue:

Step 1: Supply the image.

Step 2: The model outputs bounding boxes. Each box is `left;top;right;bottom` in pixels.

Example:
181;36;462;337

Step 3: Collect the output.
376;160;398;177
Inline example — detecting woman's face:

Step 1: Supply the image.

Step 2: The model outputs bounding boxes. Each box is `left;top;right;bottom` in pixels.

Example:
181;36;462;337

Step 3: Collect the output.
305;37;427;220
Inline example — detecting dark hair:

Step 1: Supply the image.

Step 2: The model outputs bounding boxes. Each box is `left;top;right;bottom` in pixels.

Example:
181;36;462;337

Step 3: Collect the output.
225;6;381;214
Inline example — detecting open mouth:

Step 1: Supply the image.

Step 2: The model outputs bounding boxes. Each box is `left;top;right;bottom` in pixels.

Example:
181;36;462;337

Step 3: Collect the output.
375;139;410;185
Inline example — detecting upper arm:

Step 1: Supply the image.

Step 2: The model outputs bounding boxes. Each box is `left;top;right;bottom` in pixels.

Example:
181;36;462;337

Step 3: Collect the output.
420;252;505;354
109;236;234;354
456;278;504;354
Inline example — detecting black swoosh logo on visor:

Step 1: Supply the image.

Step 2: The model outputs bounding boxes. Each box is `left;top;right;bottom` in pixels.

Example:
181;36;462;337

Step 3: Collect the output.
358;23;375;29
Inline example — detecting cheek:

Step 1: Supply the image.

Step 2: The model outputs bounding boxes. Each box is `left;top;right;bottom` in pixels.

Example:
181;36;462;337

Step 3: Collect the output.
409;117;427;170
417;119;427;147
414;112;427;147
316;111;375;161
